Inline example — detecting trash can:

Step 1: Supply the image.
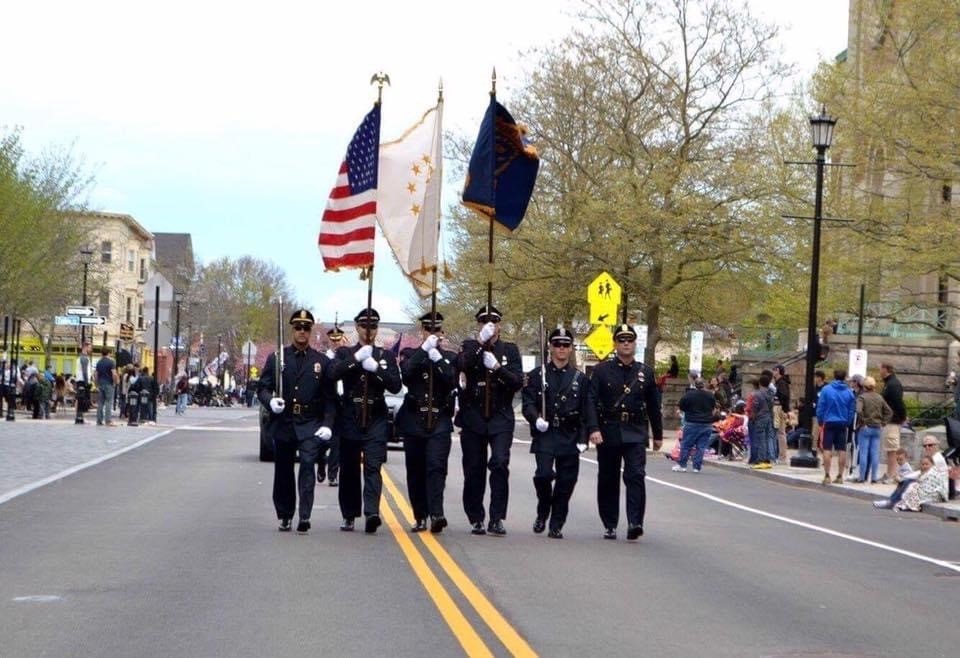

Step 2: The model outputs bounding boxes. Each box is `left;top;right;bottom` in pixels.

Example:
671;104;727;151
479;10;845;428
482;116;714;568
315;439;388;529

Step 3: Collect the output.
127;390;140;426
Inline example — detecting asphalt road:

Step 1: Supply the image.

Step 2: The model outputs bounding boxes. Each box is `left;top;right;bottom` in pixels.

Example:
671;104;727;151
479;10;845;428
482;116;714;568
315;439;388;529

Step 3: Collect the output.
1;412;958;657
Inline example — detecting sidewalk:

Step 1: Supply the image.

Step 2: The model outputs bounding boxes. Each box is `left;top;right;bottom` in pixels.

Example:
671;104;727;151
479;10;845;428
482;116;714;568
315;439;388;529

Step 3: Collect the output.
0;405;259;501
659;435;960;521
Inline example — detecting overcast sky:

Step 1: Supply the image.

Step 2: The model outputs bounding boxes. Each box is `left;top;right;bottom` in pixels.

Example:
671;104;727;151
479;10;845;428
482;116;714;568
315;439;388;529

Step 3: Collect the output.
2;0;850;323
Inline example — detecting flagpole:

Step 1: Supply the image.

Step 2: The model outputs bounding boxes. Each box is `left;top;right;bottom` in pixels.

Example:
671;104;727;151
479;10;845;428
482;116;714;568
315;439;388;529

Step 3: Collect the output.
360;71;390;430
426;80;445;431
483;68;497;419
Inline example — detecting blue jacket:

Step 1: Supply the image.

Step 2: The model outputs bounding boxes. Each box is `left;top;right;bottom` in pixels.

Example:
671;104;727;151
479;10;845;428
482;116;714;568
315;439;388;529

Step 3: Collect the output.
816;380;855;425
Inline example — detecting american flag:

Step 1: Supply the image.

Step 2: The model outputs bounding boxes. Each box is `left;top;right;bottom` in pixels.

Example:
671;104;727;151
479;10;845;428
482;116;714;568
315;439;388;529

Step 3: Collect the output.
319;105;381;271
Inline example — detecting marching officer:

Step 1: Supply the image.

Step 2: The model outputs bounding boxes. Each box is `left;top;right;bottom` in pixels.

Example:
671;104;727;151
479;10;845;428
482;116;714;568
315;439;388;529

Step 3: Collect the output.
397;311;458;534
522;326;594;539
321;324;349;487
587;324;663;540
456;305;523;536
328;307;402;534
257;309;336;534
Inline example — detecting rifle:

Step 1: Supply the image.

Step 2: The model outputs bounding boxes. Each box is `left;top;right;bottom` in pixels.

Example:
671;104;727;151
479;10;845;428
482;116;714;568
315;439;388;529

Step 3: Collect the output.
275;297;284;399
539;315;546;421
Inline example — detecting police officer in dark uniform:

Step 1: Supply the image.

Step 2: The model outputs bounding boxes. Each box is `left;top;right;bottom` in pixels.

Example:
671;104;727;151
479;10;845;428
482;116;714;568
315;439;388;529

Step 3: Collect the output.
398;311;458;534
328;308;402;534
321;324;349;487
456;305;523;536
522;326;594;539
257;309;337;534
587;324;663;540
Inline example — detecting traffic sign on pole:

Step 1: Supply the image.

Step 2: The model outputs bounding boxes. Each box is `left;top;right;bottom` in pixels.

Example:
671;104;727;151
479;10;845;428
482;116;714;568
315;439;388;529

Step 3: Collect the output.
587;272;622;326
66;306;96;317
55;315;81;326
584;325;615;360
79;316;107;326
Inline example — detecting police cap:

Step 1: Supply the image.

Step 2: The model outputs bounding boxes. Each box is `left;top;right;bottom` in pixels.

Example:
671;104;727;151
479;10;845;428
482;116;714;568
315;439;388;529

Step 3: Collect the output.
548;326;574;345
475;304;502;323
354;307;380;328
289;309;315;326
326;325;345;341
418;311;444;331
613;323;637;341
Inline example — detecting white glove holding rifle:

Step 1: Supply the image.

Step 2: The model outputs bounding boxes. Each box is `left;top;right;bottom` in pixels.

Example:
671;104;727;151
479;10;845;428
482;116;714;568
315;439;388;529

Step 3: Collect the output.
355;345;373;362
269;398;285;414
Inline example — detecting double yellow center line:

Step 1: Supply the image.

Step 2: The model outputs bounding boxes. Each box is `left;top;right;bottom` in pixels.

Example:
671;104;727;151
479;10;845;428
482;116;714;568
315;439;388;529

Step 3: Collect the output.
379;470;537;657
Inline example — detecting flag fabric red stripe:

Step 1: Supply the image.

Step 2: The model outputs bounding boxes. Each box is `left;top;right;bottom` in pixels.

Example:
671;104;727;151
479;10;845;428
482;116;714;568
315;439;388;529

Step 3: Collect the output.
318;227;376;246
319;105;381;271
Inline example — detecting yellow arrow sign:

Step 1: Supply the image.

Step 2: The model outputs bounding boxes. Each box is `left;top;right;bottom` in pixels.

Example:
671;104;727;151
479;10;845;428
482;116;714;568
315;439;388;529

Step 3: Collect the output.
584;325;614;360
587;271;622;326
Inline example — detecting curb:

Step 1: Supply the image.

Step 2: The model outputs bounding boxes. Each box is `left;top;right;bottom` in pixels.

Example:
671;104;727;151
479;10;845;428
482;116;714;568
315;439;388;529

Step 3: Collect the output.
701;457;960;522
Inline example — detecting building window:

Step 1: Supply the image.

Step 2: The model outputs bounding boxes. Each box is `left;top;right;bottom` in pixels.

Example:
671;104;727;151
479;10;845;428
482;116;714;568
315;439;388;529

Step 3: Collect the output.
101;241;112;264
137;302;144;330
139;258;147;282
125;297;133;322
943;185;952;204
98;291;110;318
127;249;135;272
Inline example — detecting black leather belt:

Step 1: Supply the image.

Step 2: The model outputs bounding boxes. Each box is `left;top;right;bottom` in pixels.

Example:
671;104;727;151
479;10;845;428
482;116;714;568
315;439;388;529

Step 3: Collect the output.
605;411;644;424
292;403;311;415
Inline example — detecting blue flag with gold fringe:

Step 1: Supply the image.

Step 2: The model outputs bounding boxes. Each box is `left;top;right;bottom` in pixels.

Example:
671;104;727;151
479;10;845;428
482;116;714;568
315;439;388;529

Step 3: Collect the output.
461;98;540;232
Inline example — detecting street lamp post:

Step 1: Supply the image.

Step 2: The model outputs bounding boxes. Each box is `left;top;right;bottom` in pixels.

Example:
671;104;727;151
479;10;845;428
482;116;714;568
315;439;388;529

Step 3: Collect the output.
79;247;94;346
216;334;222;389
791;108;837;469
172;291;183;394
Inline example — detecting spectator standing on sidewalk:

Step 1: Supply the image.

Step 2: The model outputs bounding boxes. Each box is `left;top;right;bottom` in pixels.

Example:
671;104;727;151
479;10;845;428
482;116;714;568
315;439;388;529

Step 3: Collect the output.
746;375;776;469
879;363;907;483
95;348;119;426
673;377;719;473
772;365;791;464
816;369;856;484
175;375;189;415
137;367;157;425
853;376;892;483
947;353;960;419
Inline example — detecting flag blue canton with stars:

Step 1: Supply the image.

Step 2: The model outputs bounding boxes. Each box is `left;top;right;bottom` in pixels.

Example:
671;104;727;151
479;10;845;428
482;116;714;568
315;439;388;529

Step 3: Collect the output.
346;105;381;193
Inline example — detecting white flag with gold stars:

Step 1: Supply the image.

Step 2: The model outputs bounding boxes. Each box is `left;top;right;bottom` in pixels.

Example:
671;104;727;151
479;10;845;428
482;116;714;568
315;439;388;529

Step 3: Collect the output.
376;102;443;297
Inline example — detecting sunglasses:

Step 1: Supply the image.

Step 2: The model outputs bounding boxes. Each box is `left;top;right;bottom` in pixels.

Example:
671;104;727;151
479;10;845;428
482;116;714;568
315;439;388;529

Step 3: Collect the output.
292;323;312;331
550;342;572;348
615;337;636;343
479;317;501;324
923;443;938;447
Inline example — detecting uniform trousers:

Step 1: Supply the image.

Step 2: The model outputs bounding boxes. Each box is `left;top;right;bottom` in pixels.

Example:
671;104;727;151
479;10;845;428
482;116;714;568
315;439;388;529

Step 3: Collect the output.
326;435;340;481
461;428;513;524
273;430;321;521
404;430;452;521
338;419;388;519
533;452;580;531
596;440;647;529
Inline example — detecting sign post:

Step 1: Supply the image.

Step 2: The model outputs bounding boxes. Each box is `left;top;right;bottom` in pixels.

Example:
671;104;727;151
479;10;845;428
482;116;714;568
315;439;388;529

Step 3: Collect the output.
689;331;704;377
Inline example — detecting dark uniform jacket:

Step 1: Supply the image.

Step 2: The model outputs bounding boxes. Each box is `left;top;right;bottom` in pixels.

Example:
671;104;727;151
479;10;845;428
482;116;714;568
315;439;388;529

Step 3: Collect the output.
328;344;402;440
396;346;458;436
455;338;523;433
587;357;663;445
522;361;595;455
258;345;337;441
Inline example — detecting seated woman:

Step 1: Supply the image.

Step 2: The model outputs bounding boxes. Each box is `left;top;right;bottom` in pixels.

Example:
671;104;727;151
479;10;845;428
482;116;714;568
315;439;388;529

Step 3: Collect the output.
893;455;948;512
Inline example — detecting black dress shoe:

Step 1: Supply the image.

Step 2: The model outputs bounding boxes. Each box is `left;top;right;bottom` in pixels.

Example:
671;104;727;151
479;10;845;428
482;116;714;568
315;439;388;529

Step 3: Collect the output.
603;527;617;540
548;528;563;539
487;520;506;536
328;477;338;487
411;519;427;533
340;518;355;531
430;516;447;534
532;517;547;534
470;522;487;535
278;518;292;532
296;520;311;534
365;514;382;534
627;524;644;540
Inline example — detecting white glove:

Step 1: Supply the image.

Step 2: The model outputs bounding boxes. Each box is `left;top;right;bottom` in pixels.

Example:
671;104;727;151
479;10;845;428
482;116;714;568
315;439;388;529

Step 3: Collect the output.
576;442;588;454
355;345;373;362
482;351;498;370
478;322;496;343
428;348;442;363
535;418;549;432
269;398;285;414
421;334;439;351
325;348;335;359
362;356;378;372
315;426;332;441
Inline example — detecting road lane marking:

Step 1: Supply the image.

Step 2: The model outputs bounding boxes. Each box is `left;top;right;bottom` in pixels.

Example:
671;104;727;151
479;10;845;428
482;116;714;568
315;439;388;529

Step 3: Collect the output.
576;455;960;574
0;429;175;506
382;470;538;658
378;494;493;657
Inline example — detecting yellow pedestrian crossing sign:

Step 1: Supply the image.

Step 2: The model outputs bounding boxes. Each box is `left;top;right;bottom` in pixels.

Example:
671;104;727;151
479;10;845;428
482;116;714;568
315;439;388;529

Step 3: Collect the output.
587;272;621;326
584;325;615;360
